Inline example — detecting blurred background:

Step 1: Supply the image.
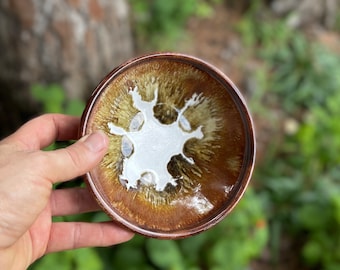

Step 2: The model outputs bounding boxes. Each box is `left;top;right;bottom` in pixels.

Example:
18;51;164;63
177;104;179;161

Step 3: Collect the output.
1;0;340;269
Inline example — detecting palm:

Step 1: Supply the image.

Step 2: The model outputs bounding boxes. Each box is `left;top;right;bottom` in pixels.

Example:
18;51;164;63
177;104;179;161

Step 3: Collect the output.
28;199;53;261
12;207;52;265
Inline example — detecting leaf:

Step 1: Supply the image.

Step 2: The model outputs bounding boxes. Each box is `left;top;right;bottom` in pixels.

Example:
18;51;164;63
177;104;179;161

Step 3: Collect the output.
65;99;85;116
73;248;103;270
29;251;72;270
208;238;249;270
146;239;184;269
31;84;65;113
178;232;210;266
111;244;148;269
302;240;322;266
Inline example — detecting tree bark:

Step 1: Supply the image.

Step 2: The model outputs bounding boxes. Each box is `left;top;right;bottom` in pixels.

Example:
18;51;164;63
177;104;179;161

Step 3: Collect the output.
0;0;133;138
271;0;340;29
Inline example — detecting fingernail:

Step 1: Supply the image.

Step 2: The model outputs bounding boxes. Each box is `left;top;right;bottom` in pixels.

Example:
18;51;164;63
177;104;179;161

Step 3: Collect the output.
83;131;108;152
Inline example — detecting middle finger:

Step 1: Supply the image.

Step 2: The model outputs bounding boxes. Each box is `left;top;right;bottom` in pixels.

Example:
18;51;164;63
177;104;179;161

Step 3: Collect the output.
50;187;100;216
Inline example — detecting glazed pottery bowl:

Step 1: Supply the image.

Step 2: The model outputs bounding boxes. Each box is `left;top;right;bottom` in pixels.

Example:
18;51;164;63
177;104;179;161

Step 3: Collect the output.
80;53;255;239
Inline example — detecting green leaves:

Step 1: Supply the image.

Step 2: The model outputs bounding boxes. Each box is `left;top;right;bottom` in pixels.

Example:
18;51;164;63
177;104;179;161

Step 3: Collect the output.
29;248;103;270
238;4;340;268
31;84;66;114
146;239;184;270
103;187;267;270
297;91;340;173
129;0;220;50
31;84;85;116
30;83;85;151
107;235;151;270
238;5;340;113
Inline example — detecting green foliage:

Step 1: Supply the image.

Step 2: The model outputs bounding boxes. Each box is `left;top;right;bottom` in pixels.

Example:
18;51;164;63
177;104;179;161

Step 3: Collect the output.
44;188;265;270
107;235;152;270
30;84;85;150
238;4;340;113
335;10;340;31
267;38;340;112
237;2;292;50
29;248;103;270
31;84;85;116
129;0;221;50
201;188;268;270
293;91;340;268
297;171;340;269
109;187;268;270
146;239;185;270
239;6;340;268
297;92;340;174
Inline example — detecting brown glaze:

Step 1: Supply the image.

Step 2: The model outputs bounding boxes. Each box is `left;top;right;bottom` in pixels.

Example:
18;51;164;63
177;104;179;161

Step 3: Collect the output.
80;53;255;239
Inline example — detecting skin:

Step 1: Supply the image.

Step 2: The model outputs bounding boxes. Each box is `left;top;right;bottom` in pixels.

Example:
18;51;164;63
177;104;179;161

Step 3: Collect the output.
0;114;134;270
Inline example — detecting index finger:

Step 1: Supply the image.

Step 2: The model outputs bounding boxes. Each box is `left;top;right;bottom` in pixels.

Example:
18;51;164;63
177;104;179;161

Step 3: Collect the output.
2;114;80;150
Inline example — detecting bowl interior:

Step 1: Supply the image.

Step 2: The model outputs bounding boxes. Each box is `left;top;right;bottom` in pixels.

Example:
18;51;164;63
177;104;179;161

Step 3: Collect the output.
81;53;255;238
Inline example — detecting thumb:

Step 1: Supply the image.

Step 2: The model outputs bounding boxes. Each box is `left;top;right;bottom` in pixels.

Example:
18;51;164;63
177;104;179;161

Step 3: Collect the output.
44;131;109;183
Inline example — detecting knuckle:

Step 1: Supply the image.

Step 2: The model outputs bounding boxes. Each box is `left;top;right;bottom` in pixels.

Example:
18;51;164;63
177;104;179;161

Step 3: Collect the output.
65;147;84;171
72;222;82;249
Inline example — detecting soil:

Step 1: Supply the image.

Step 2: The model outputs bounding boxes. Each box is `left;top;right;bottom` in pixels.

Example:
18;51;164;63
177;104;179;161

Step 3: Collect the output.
183;4;245;86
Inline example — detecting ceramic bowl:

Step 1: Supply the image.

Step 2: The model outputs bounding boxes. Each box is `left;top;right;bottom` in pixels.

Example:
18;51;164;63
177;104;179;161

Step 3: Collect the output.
80;52;255;239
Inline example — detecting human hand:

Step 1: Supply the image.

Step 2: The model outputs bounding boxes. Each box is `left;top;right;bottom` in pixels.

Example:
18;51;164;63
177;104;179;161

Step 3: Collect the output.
0;114;134;270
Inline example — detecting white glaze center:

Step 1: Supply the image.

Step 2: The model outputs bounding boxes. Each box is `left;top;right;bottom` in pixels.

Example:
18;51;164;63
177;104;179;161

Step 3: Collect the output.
108;86;204;191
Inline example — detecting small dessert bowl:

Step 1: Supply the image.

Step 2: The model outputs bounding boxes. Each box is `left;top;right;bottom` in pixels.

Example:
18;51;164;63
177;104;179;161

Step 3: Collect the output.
80;52;255;239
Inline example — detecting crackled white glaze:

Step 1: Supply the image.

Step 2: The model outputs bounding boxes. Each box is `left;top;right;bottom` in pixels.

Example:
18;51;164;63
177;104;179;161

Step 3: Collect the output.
108;86;204;191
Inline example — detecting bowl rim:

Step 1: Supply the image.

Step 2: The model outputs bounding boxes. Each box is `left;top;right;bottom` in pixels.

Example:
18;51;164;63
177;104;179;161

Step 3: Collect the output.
80;52;256;239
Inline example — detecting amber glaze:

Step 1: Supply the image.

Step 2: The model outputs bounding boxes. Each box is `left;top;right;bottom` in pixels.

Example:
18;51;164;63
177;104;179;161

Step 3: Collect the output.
80;53;255;239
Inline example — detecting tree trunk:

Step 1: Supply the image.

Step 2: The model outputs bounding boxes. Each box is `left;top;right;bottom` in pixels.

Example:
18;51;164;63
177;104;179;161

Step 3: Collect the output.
271;0;340;29
0;0;133;138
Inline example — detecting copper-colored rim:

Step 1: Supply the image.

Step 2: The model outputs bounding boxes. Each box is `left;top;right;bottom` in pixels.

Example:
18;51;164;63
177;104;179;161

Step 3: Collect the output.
80;52;255;239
